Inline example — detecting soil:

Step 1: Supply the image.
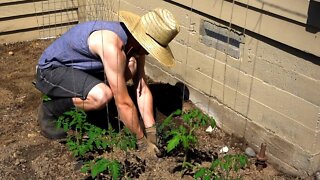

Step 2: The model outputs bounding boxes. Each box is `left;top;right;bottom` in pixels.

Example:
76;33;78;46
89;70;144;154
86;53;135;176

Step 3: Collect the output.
0;39;307;179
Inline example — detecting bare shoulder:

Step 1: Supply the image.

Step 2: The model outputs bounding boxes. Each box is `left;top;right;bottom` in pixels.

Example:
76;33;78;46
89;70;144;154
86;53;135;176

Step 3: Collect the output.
88;30;124;57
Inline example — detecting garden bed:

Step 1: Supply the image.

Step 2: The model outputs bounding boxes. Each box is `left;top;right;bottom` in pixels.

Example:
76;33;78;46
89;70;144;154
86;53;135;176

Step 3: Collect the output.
0;39;301;179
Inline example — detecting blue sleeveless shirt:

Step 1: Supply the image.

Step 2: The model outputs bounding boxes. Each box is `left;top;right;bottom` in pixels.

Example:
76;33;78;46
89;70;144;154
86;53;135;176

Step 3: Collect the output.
38;21;128;72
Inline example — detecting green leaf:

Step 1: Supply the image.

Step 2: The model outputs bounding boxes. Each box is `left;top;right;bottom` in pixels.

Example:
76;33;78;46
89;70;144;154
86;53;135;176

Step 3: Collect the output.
101;140;109;149
159;114;173;132
210;118;216;128
167;135;181;152
181;136;189;150
91;158;109;178
194;168;206;179
182;113;191;123
168;127;180;135
80;163;91;173
221;161;231;171
109;160;121;180
211;159;221;170
203;175;211;180
42;94;52;102
173;109;182;115
238;155;248;168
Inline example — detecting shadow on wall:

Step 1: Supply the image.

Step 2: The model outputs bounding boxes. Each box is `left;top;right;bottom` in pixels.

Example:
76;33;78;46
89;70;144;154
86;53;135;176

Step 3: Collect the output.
306;0;320;33
86;82;190;130
149;81;189;117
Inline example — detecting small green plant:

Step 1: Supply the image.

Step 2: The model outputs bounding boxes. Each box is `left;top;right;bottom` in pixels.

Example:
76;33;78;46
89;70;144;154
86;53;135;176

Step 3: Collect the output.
166;124;197;169
159;108;217;173
81;158;121;179
161;109;216;153
158;109;181;132
181;108;216;128
158;109;216;133
56;108;136;157
42;94;52;102
57;109;95;157
56;108;137;178
159;109;247;179
194;154;248;180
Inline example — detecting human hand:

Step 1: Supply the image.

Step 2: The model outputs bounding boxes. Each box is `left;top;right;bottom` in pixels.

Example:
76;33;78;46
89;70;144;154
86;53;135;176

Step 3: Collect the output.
145;126;157;145
137;135;161;157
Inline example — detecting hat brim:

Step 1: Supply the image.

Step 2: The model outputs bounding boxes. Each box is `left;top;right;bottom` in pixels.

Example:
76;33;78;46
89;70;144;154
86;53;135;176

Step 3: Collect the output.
119;11;175;67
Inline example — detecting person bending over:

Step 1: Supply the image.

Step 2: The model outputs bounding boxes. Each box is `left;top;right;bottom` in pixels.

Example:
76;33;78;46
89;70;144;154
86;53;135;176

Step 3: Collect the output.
34;8;180;155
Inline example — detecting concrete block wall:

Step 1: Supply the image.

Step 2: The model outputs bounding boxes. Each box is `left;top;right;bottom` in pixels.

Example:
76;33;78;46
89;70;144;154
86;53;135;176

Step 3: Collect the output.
115;0;319;176
115;0;320;176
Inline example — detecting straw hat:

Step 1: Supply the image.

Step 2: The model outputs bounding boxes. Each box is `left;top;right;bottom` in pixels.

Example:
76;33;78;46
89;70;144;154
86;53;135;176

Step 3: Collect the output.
119;8;180;67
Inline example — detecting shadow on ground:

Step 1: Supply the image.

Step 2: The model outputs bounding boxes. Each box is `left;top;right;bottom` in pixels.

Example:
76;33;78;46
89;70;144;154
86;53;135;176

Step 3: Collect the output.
86;82;190;130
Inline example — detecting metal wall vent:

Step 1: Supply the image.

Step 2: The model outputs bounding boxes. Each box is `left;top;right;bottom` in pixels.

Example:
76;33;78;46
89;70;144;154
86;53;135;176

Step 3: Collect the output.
200;20;244;59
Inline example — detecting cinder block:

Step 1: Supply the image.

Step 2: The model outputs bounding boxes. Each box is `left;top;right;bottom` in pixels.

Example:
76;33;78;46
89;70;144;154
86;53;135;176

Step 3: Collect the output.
145;62;172;84
147;53;213;96
170;41;188;64
164;5;195;29
186;48;215;77
209;79;224;102
187;85;215;114
309;153;320;175
171;60;189;81
233;91;250;116
223;85;237;108
145;55;185;81
118;0;146;15
250;78;319;130
254;39;320;81
213;97;248;137
223;85;249;116
267;153;301;177
175;26;191;46
121;0;155;12
213;60;226;84
240;36;259;75
184;66;212;95
235;0;308;24
254;56;320;106
248;98;317;154
188;85;248;138
311;131;320;154
244;122;312;176
188;30;228;63
225;64;252;95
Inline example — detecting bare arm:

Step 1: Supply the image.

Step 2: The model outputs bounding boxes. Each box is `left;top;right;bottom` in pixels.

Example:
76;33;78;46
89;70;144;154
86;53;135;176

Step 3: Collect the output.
133;55;156;128
88;30;144;139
